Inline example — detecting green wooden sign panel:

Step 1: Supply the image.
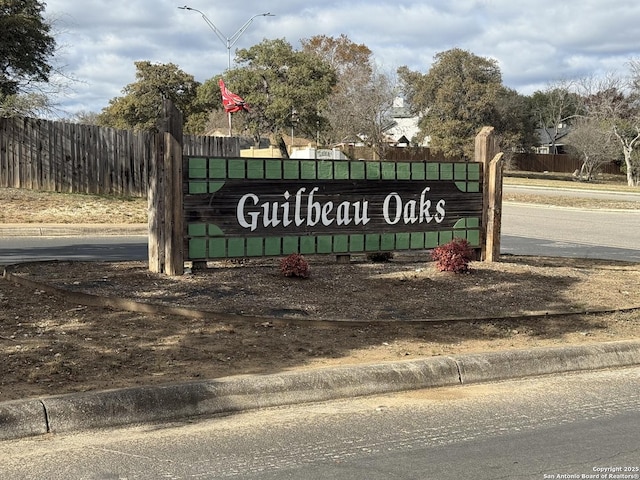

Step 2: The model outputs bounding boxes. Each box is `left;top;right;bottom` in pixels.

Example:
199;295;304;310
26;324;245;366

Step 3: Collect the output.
184;157;483;260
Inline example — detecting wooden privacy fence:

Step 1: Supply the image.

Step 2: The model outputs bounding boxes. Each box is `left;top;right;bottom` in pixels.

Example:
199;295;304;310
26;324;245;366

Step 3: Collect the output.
0;116;240;197
342;145;461;162
511;153;621;175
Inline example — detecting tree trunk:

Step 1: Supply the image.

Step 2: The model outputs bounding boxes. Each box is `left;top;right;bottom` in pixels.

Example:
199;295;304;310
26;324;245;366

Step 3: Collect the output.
278;135;290;159
613;127;639;187
623;147;636;187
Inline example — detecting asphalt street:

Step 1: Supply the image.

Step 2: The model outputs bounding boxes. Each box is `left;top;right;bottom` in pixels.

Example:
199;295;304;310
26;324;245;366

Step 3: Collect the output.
0;235;148;263
1;366;638;479
501;203;640;262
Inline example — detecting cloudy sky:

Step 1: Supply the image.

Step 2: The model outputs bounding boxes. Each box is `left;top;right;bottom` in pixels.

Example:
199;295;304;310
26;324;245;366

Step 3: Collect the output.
44;0;640;117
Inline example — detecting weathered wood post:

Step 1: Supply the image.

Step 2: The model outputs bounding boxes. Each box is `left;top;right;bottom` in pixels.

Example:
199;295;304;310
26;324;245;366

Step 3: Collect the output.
474;126;503;262
485;152;504;261
148;98;184;275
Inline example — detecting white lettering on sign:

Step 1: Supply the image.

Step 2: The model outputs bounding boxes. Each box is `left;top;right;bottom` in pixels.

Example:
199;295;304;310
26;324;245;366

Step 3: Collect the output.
382;187;446;225
236;186;446;232
237;187;371;232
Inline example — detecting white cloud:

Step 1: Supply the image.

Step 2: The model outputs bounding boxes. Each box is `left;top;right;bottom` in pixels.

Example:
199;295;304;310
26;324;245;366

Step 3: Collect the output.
42;0;640;117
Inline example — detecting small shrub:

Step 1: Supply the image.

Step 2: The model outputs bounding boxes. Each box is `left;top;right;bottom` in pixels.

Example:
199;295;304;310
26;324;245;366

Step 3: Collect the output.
430;238;474;273
367;251;394;262
280;253;310;278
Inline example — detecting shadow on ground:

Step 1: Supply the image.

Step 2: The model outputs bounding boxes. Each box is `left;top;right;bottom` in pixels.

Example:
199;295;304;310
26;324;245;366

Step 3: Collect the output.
2;255;639;402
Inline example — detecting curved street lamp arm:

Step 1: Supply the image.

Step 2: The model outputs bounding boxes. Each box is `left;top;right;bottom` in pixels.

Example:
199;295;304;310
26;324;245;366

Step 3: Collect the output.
178;6;228;48
179;7;275;68
228;13;274;49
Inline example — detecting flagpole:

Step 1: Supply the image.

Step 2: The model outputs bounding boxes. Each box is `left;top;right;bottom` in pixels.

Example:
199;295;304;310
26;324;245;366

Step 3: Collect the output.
219;79;248;136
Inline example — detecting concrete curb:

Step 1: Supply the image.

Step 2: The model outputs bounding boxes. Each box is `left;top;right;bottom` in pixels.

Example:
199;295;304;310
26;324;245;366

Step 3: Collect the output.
0;399;49;439
455;340;640;384
2;340;639;441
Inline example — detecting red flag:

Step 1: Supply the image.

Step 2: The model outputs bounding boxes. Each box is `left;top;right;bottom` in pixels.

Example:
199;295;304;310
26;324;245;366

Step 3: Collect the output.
219;79;249;113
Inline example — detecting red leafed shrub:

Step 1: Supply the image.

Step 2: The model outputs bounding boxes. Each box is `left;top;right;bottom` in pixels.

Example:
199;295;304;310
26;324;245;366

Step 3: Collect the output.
430;238;474;273
280;253;310;278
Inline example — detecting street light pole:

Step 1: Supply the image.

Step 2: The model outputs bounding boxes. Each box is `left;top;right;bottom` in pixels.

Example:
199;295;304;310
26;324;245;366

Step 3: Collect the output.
178;6;274;69
179;7;273;137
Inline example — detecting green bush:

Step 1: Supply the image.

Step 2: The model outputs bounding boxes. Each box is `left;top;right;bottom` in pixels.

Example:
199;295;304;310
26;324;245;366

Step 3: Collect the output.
367;251;394;262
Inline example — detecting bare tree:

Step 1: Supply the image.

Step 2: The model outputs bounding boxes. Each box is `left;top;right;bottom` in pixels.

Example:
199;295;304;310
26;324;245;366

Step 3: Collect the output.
530;79;582;153
302;35;395;156
565;116;618;181
330;65;395;158
579;73;640;186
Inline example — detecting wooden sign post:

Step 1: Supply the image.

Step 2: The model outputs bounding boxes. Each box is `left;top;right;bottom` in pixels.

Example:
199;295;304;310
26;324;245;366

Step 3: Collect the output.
148;99;184;275
148;118;504;275
474;126;503;262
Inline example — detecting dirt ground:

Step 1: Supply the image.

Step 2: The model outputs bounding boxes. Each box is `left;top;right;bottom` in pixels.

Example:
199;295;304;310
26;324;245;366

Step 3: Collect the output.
1;184;640;403
2;253;640;403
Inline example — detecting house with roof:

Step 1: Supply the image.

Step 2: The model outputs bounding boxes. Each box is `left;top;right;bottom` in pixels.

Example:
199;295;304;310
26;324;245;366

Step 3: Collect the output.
383;98;429;147
534;124;571;154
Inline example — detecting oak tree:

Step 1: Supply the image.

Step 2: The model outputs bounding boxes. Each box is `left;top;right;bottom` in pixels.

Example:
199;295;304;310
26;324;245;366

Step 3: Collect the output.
97;61;201;132
0;0;56;115
398;48;506;159
224;38;336;155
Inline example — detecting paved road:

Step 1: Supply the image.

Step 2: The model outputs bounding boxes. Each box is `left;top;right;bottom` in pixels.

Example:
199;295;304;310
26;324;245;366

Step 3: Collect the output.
0;235;148;264
505;184;640;202
2;367;638;479
501;203;640;262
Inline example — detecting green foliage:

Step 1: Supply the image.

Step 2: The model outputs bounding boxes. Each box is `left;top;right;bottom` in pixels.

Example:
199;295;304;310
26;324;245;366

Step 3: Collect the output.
0;92;49;117
97;61;201;132
493;87;538;154
280;253;310;278
224;39;336;149
367;251;394;262
398;48;513;159
0;0;55;98
183;77;225;134
0;0;56;116
430;238;474;273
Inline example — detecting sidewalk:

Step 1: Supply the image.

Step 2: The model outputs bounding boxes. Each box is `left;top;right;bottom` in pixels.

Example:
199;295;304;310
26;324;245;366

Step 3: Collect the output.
2;340;640;441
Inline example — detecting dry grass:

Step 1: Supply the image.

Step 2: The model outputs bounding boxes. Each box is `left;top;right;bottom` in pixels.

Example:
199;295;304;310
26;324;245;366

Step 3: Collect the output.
503;192;640;210
0;187;147;224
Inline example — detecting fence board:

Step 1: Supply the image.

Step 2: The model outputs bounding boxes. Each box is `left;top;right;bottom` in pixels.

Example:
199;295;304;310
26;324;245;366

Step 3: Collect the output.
511;152;621;175
0;116;241;197
0;118;6;187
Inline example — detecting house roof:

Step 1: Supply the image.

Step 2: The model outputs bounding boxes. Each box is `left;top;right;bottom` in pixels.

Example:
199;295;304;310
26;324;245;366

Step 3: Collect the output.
536;126;570;145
